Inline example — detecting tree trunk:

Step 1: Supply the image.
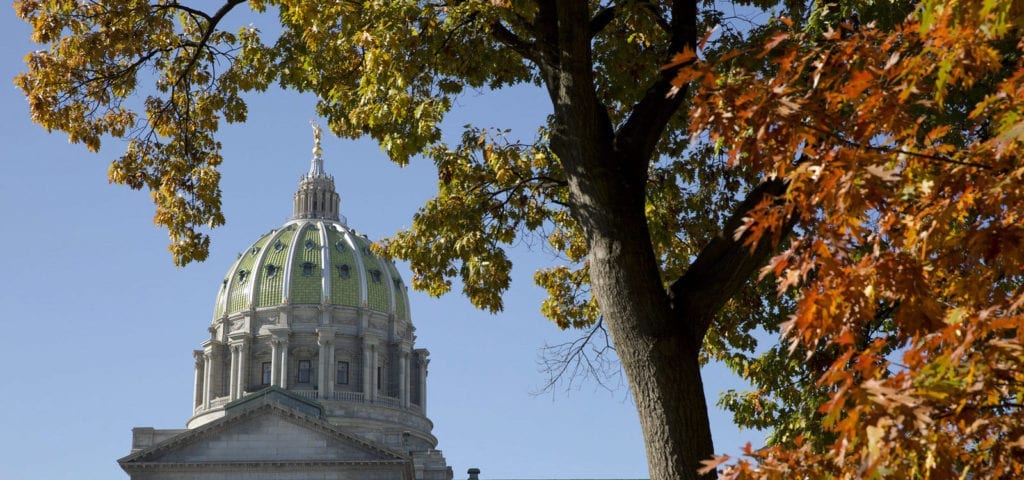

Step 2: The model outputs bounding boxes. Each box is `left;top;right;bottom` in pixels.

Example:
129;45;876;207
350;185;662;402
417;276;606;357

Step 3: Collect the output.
612;320;716;480
536;3;732;478
582;189;717;480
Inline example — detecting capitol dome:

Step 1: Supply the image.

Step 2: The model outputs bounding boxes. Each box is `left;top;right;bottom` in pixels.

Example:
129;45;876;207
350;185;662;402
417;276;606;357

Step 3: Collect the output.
170;129;449;479
211;184;411;322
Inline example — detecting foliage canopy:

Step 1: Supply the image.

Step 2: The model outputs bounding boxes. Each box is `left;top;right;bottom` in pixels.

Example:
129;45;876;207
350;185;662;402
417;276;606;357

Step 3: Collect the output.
15;0;1024;478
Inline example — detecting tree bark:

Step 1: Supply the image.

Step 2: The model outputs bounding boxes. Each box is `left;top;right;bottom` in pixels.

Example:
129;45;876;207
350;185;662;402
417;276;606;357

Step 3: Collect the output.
583;191;718;480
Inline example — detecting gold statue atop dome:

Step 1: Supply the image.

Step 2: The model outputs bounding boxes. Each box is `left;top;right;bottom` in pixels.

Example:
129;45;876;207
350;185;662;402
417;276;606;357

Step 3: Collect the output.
311;120;323;160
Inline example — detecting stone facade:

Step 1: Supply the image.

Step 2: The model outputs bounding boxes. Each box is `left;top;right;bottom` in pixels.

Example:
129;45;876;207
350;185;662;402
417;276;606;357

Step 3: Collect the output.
121;131;451;480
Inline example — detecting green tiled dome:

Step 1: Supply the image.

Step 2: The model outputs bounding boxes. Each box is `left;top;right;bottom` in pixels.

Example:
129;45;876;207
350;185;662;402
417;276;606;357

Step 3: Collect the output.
211;137;410;321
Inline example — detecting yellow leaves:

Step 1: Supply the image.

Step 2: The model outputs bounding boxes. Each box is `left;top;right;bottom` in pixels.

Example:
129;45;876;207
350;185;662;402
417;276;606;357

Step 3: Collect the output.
534;265;598;329
864;164;901;182
865;423;885;466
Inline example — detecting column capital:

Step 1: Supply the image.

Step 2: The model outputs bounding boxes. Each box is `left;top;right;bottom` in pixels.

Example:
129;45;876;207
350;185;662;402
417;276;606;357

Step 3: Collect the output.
202;339;224;348
268;327;290;342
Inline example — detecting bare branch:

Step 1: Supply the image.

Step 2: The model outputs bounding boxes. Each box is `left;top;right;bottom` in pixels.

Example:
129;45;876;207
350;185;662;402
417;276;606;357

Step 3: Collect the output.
535;316;624;395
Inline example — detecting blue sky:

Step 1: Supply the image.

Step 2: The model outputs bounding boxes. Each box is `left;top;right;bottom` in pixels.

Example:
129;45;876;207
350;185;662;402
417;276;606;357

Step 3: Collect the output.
0;5;763;479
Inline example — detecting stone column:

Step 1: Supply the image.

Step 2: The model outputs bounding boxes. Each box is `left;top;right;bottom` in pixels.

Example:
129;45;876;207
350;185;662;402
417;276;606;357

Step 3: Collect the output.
193;350;205;410
399;348;410;408
269;328;290;389
270;339;281;387
228;345;239;400
228;333;250;400
202;347;213;409
236;337;249;396
418;359;427;413
363;338;376;401
415;348;429;413
279;338;290;389
317;328;335;399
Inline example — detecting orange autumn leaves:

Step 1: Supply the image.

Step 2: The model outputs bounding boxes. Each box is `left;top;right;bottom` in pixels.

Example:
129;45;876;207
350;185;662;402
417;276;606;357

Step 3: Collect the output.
681;1;1024;478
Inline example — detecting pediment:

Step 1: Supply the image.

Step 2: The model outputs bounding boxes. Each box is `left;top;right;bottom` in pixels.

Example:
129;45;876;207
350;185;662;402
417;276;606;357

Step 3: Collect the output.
120;401;407;467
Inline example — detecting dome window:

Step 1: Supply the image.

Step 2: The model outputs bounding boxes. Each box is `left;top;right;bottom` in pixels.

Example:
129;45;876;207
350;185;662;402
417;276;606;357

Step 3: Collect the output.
335;241;346;253
302;262;316;276
305;239;317;250
273;240;284;252
370;269;382;284
250;246;260;256
265;264;279;278
237;269;250;284
336;264;351;279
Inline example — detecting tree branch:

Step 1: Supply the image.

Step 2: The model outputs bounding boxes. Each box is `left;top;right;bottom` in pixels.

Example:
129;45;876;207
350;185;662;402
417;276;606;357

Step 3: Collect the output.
535;316;622;394
173;0;246;87
668;177;793;343
589;5;617;37
153;2;211;22
489;21;538;63
613;0;697;174
804;123;994;170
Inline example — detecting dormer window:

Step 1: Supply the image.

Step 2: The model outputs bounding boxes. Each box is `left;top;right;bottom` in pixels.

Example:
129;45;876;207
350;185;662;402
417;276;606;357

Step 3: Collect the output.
273;240;284;252
305;239;316;250
336;264;351;279
335;241;346;253
370;269;382;284
250;246;260;256
237;269;249;284
302;262;315;276
221;278;228;289
265;264;279;278
393;278;402;289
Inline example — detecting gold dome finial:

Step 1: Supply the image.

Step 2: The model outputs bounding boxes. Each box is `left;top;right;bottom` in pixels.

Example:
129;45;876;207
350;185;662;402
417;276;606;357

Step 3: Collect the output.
311;120;323;160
